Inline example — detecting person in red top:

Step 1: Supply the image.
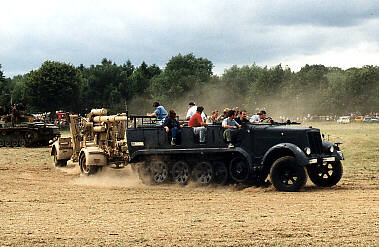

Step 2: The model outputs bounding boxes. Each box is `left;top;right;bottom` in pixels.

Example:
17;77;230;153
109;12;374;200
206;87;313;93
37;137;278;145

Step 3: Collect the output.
188;106;207;143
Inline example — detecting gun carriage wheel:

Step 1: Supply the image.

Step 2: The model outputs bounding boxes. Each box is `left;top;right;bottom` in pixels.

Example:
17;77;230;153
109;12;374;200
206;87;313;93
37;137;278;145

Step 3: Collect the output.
79;152;100;175
307;160;343;187
52;149;68;167
193;161;213;185
270;156;307;192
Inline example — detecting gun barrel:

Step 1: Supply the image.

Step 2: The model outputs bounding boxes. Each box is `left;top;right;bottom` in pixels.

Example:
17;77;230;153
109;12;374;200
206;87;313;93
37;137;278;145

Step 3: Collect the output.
92;115;128;123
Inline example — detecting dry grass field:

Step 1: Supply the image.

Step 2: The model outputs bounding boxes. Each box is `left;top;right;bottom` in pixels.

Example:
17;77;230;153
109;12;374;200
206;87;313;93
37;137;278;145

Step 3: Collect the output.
0;122;378;246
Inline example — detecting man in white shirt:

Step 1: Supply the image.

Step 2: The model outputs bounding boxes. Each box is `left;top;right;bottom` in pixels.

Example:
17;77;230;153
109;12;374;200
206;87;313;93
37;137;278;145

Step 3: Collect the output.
250;110;273;123
186;101;206;121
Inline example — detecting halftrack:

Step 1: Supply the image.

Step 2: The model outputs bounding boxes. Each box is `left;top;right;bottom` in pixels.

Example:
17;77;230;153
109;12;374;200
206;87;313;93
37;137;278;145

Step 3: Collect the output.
52;109;345;192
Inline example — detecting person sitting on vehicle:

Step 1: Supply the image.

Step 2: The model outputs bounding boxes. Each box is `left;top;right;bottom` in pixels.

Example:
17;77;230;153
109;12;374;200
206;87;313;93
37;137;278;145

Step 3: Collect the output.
216;108;230;122
147;101;167;125
222;109;241;148
235;109;250;125
234;107;239;118
250;110;273;123
206;109;219;124
186;101;206;122
188;106;208;143
162;110;182;146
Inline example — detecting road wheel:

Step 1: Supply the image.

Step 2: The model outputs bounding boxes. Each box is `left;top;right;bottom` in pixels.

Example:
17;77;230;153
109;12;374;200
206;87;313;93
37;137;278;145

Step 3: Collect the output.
5;139;12;147
0;139;4;147
19;138;26;147
307;160;343;187
229;157;249;183
12;139;19;147
150;161;169;184
213;161;229;185
79;153;99;175
172;161;190;185
270;156;307;192
193;161;213;185
138;163;153;185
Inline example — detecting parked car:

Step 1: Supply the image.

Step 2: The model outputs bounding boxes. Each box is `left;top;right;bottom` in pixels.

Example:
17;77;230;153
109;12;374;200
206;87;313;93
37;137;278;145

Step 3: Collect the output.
363;117;379;123
354;116;364;122
337;116;350;124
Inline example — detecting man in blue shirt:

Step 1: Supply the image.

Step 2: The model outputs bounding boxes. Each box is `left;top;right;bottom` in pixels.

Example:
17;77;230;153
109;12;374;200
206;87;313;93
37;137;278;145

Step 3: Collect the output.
222;109;241;148
148;102;167;124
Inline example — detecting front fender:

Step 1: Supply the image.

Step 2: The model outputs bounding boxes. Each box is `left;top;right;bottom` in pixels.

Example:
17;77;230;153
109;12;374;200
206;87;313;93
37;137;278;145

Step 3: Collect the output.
51;140;73;160
322;140;344;160
262;143;309;167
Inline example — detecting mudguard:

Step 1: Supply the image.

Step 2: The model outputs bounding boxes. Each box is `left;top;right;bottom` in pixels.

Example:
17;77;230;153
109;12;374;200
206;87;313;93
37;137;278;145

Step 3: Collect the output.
322;140;344;160
79;147;107;166
262;143;309;167
51;138;73;161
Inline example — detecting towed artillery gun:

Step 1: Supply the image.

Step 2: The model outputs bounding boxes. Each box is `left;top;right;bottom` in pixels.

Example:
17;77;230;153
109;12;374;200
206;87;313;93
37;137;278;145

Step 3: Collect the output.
51;109;129;174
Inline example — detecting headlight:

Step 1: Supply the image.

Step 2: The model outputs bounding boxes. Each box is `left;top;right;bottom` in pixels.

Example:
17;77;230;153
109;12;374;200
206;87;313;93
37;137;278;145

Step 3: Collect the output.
304;147;311;155
329;145;334;153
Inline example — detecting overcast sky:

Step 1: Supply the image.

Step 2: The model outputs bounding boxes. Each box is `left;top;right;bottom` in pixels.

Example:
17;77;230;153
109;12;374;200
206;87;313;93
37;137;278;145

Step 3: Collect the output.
1;0;379;77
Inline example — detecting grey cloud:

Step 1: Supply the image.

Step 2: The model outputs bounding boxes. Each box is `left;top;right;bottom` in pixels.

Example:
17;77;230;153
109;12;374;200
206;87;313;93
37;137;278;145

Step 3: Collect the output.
1;0;379;77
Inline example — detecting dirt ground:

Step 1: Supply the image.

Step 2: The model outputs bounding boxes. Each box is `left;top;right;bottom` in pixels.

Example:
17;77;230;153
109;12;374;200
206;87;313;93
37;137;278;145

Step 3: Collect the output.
0;123;378;246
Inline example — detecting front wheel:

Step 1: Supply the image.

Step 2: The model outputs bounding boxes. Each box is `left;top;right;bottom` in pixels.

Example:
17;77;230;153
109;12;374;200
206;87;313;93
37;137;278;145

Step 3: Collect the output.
307;160;343;187
270;156;307;192
79;153;100;175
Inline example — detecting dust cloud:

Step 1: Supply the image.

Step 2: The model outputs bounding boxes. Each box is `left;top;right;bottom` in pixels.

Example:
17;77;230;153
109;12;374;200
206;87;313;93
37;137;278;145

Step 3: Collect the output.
126;81;317;121
70;165;143;188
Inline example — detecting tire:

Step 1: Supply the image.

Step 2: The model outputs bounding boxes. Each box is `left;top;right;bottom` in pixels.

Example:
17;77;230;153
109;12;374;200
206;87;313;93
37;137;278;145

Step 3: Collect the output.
172;161;190;185
0;139;4;147
150;160;169;184
229;157;250;183
193;161;213;185
213;161;229;185
79;153;100;175
270;156;307;192
307;160;343;187
52;149;67;167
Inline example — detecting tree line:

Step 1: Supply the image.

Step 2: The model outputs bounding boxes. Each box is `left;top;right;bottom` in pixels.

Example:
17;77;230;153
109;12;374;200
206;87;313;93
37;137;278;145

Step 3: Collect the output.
0;54;378;119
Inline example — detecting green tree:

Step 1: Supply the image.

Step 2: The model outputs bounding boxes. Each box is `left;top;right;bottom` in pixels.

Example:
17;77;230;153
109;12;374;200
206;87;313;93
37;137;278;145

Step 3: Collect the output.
24;61;81;112
0;64;12;110
150;53;213;102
